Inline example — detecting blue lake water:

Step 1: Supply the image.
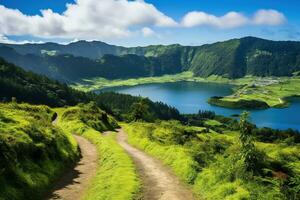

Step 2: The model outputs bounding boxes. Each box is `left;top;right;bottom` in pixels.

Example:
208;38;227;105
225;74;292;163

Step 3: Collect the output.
99;82;300;130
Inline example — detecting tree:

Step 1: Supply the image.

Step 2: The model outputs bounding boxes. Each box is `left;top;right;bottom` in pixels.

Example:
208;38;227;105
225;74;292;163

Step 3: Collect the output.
239;111;260;173
130;99;150;121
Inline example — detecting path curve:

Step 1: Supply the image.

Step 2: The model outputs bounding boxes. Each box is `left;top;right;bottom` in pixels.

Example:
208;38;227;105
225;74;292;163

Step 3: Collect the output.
46;135;98;200
116;128;194;200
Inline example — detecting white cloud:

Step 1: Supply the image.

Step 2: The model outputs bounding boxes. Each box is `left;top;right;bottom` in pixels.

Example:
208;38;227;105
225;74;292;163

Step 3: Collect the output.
0;1;286;41
252;9;286;25
0;0;177;40
181;9;286;28
141;27;155;37
181;11;248;28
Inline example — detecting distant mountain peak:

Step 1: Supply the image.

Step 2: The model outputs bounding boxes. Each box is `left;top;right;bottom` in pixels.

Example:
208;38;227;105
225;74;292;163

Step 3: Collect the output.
69;40;111;46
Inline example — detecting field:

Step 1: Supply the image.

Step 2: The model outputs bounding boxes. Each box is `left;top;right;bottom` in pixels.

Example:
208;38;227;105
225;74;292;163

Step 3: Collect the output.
71;72;232;92
219;77;300;108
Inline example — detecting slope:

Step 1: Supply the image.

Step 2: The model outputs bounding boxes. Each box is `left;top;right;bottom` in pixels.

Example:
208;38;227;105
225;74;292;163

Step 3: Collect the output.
1;37;300;81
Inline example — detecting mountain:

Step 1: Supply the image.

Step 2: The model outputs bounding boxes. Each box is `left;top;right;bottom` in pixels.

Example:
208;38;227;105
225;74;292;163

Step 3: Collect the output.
190;37;300;78
2;41;125;59
1;37;300;81
0;46;184;81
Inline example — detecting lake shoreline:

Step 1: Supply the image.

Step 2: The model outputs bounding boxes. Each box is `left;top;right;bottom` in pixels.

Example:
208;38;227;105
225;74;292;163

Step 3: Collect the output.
73;73;300;110
97;81;300;131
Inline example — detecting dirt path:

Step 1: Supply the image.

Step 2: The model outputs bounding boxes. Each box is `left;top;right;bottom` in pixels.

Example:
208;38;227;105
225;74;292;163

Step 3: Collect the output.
46;135;98;200
116;128;194;200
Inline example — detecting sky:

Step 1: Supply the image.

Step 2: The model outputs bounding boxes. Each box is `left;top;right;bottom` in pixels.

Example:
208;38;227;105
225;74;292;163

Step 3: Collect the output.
0;0;299;46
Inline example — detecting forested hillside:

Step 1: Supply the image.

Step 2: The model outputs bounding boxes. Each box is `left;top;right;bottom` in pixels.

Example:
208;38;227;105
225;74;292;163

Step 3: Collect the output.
1;37;300;81
0;59;182;121
0;46;183;81
0;58;91;106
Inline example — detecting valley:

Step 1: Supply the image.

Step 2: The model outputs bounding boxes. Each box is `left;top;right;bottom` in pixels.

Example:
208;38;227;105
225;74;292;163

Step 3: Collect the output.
1;37;300;200
1;0;300;199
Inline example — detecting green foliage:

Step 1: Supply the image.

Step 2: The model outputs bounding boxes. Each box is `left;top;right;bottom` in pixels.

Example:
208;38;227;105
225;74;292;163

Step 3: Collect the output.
123;121;300;200
56;105;141;200
0;103;79;200
208;96;269;109
129;99;150;121
239;112;262;173
123;122;199;183
94;92;182;122
0;58;183;123
61;102;118;132
252;127;300;143
0;58;92;107
2;37;300;81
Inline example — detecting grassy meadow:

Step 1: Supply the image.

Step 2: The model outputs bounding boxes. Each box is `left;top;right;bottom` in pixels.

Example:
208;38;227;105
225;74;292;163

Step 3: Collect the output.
123;121;300;200
219;77;300;108
71;72;232;92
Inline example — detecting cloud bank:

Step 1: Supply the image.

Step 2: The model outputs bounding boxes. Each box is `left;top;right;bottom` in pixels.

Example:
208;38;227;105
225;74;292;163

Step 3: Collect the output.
0;0;177;40
0;0;286;41
181;9;286;28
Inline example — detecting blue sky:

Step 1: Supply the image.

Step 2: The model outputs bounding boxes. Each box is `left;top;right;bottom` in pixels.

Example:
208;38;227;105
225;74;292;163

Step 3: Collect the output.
0;0;299;46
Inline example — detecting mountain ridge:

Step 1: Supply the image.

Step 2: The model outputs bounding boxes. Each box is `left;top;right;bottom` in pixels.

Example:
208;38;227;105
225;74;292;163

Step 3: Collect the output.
1;36;300;81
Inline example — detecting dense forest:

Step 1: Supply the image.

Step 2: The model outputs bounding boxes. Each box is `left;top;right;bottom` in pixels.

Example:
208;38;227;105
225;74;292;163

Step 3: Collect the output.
1;37;300;81
95;92;182;121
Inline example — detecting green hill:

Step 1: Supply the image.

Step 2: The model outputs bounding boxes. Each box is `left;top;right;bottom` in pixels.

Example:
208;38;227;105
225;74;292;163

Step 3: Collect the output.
0;103;79;200
0;58;91;106
1;37;300;81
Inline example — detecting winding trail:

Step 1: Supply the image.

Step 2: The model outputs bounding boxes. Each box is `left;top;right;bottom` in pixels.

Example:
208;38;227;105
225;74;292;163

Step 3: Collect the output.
46;135;98;200
116;128;195;200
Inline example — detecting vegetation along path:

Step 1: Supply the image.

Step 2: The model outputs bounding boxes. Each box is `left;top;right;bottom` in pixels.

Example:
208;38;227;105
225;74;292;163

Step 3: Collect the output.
116;128;194;200
46;135;98;200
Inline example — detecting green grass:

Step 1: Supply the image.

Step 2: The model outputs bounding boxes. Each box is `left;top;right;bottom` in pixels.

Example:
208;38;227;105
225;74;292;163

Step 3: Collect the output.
0;103;79;200
71;72;233;92
55;103;141;200
122;121;199;184
204;119;223;127
122;121;300;200
216;77;300;108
